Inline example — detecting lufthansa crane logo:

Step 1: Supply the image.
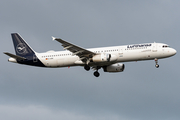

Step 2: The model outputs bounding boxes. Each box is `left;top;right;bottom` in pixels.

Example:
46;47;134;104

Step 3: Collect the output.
16;43;27;54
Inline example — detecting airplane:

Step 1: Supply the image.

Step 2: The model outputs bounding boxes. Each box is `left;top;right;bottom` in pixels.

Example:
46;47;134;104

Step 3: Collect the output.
4;33;177;77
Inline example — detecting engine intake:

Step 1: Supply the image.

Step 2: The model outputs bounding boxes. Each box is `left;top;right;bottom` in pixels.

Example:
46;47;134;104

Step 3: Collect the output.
103;63;125;72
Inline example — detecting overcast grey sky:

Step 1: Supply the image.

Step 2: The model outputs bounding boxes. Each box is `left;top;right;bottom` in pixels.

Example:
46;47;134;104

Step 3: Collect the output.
0;0;180;120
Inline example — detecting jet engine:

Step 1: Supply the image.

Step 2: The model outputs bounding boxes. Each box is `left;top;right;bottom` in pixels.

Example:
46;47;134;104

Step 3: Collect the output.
103;63;125;72
92;53;117;62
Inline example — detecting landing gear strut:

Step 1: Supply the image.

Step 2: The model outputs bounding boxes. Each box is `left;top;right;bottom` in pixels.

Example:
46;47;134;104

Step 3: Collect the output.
155;58;159;68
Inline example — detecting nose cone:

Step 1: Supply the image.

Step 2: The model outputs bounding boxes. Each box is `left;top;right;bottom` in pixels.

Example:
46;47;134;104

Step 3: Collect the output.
171;48;177;56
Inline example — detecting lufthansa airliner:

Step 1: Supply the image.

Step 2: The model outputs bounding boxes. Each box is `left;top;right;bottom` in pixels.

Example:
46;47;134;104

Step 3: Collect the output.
4;33;177;77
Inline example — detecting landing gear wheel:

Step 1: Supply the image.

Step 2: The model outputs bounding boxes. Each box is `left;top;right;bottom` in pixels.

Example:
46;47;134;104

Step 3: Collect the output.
84;65;90;71
155;64;159;68
94;71;100;77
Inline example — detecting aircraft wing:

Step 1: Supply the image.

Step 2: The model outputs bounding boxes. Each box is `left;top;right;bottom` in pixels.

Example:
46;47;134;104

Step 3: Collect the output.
53;37;96;62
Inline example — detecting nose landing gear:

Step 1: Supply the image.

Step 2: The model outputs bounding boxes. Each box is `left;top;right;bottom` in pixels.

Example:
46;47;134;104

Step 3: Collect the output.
155;64;159;68
155;58;159;68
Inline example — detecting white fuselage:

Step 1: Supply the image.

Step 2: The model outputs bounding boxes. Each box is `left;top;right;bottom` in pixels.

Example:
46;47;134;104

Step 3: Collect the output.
5;33;176;77
35;43;176;68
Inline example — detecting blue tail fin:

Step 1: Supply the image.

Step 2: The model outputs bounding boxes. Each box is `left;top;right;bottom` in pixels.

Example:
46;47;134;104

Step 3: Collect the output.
11;33;35;57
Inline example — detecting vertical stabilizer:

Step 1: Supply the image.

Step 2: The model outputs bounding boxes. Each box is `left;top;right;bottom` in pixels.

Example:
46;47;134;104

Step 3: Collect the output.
11;33;35;57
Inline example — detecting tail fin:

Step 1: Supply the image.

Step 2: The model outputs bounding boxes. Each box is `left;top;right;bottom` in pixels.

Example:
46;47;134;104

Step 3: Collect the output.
11;33;35;57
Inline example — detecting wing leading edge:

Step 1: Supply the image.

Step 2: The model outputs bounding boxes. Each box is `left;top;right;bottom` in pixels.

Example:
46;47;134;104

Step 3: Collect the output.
53;37;96;63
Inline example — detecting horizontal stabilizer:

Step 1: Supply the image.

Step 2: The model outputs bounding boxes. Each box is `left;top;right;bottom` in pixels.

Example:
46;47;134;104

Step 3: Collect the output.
4;52;26;60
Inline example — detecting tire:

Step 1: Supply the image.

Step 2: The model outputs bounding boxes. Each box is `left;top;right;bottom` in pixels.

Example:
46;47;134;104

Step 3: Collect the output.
84;65;90;71
94;71;100;77
155;64;159;68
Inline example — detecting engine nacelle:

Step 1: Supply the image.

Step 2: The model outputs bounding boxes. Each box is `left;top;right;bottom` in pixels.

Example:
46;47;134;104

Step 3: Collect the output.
92;53;117;62
103;63;125;72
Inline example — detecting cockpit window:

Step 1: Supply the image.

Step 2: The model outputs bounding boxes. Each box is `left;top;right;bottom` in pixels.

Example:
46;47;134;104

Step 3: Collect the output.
162;45;170;48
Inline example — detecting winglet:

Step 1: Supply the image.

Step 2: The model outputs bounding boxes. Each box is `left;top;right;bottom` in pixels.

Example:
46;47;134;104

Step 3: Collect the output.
52;36;56;41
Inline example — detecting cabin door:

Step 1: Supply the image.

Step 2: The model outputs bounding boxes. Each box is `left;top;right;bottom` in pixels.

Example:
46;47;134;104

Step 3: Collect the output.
119;47;123;57
152;43;157;52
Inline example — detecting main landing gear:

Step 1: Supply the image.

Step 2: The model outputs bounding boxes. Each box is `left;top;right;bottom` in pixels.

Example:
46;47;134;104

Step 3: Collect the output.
155;58;159;68
84;65;101;77
94;71;100;77
93;66;101;77
84;65;90;71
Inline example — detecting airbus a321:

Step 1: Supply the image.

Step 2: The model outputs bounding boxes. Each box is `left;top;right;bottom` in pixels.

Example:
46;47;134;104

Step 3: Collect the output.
4;33;177;77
